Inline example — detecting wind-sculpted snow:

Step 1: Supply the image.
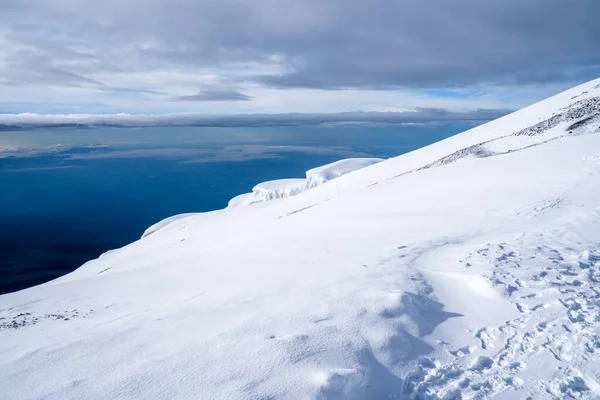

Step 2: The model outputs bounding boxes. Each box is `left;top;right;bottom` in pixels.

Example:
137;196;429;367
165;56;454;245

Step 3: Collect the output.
249;179;307;201
141;213;196;238
304;158;383;189
228;157;383;207
1;78;600;400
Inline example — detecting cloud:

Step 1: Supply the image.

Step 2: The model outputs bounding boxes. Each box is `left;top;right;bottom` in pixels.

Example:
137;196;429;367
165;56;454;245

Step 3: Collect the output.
62;145;368;162
0;108;511;129
2;165;84;172
3;142;371;164
181;145;370;163
0;0;597;113
173;89;251;102
0;145;20;158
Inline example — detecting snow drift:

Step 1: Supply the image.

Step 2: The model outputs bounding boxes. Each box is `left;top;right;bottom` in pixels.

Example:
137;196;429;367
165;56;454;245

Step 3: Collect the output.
2;79;600;400
304;158;384;188
228;157;384;207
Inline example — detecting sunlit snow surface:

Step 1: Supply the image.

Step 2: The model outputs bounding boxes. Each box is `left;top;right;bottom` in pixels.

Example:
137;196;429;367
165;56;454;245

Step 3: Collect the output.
2;79;600;399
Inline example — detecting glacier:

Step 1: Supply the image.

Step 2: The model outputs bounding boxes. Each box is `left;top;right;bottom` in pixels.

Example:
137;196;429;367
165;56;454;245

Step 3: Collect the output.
1;79;600;399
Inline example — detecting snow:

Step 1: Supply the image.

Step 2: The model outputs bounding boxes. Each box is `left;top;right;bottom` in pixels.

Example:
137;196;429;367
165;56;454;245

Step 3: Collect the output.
227;157;384;207
304;158;383;188
141;213;196;238
151;159;383;234
251;178;307;201
1;79;600;399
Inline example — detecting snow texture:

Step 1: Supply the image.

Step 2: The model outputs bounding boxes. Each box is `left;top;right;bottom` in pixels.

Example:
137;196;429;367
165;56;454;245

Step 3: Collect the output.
2;79;600;399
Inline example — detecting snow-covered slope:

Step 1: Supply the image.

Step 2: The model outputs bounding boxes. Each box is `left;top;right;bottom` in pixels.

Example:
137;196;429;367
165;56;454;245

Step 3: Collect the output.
146;158;383;237
2;79;600;400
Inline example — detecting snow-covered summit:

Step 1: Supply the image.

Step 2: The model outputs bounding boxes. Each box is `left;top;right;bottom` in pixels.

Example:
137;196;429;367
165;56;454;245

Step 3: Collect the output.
2;79;600;400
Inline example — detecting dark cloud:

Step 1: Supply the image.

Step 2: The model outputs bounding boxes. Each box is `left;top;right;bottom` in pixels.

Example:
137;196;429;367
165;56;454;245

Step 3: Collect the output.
0;108;511;129
173;90;251;102
0;0;597;94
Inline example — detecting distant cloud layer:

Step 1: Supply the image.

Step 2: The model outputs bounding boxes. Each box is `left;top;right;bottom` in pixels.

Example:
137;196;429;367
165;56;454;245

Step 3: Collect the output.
0;142;373;165
0;0;597;115
173;90;252;102
0;108;511;129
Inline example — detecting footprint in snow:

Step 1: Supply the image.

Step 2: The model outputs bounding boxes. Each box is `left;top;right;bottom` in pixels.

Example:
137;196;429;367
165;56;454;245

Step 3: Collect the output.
470;356;494;372
450;345;474;357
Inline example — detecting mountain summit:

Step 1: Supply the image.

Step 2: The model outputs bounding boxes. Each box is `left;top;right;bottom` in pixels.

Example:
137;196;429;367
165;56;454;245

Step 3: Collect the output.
2;79;600;399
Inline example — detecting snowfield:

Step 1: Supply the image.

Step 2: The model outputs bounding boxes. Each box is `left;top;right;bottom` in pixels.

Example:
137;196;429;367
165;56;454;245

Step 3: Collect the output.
2;79;600;399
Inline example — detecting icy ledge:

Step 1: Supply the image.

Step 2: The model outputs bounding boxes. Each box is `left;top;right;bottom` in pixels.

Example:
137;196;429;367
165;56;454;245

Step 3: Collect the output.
142;157;383;238
228;157;383;207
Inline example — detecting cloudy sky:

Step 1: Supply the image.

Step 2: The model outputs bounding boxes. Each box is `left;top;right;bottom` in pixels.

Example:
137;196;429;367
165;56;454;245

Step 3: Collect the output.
0;0;598;121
